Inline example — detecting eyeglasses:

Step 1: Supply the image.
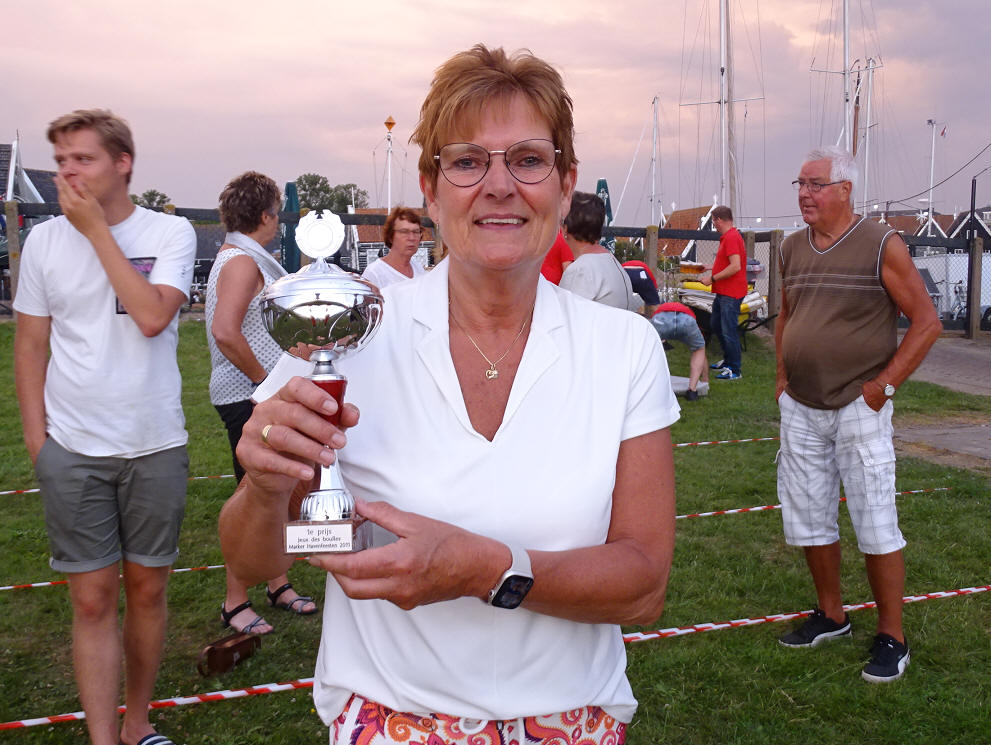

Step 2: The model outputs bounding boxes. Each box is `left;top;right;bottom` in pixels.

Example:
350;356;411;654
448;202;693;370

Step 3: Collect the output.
792;179;845;193
394;228;423;237
435;139;561;188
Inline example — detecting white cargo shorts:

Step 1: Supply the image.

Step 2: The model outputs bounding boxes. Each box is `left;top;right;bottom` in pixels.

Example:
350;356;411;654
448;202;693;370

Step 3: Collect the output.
776;391;905;555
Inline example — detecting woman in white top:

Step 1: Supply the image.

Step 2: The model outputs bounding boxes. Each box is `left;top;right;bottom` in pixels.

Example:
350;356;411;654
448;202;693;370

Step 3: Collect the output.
221;45;678;744
360;207;427;290
206;171;317;635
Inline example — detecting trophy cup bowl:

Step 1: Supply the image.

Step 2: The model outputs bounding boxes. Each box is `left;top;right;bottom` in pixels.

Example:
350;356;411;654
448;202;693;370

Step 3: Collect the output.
261;210;384;553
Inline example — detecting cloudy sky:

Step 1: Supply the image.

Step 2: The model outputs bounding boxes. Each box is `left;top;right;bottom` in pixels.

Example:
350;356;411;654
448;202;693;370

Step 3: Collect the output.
6;0;989;230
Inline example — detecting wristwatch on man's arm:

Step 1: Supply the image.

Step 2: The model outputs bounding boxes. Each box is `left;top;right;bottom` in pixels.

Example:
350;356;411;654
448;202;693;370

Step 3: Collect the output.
876;379;896;398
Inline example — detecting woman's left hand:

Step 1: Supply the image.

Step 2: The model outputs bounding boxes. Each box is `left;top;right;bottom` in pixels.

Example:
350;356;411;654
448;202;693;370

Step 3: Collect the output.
308;499;504;610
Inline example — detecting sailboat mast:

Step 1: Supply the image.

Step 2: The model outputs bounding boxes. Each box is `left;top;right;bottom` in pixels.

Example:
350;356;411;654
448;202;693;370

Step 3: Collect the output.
384;116;396;209
726;0;738;214
651;96;658;225
719;0;738;213
862;59;875;213
843;0;852;152
927;118;937;237
719;0;729;208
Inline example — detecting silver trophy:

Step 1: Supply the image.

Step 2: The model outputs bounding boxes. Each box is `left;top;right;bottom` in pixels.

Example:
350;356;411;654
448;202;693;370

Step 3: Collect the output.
261;210;384;553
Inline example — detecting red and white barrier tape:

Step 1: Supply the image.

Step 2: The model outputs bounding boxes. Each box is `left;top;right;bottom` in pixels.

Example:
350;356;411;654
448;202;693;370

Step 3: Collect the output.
4;582;987;730
622;583;990;643
674;435;778;448
0;678;315;730
675;487;949;520
0;560;313;593
0;473;238;497
0;487;40;496
1;489;949;592
0;436;776;497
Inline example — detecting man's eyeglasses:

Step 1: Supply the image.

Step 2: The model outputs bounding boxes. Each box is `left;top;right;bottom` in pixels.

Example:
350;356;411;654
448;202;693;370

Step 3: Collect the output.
435;139;560;188
792;179;845;193
394;228;423;237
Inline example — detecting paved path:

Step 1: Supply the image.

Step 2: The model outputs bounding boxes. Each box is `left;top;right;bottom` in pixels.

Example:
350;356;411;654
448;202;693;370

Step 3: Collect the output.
906;333;991;397
897;333;991;471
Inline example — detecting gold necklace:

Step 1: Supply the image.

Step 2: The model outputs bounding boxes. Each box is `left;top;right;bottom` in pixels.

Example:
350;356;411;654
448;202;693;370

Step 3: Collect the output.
450;306;532;381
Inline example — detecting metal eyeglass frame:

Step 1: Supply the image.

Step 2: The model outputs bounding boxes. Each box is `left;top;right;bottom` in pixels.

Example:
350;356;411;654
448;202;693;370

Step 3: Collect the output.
434;139;561;188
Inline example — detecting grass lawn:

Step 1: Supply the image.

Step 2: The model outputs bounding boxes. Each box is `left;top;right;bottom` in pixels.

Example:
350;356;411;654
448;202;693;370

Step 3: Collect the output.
1;319;989;744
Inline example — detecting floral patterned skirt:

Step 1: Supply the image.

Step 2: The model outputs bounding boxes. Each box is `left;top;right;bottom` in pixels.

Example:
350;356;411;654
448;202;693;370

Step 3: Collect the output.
330;694;626;745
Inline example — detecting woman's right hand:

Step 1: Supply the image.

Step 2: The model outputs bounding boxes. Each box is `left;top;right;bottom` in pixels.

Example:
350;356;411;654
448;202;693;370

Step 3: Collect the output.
236;376;360;499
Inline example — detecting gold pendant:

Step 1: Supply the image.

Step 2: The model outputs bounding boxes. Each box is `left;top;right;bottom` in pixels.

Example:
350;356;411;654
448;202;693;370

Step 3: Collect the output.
485;368;499;381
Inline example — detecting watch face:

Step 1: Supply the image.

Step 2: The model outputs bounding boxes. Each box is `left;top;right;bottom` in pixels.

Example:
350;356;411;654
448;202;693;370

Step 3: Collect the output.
491;575;534;609
884;384;895;397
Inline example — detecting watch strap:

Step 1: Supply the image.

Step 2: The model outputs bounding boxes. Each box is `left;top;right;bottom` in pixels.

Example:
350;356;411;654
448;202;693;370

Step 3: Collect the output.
486;544;532;605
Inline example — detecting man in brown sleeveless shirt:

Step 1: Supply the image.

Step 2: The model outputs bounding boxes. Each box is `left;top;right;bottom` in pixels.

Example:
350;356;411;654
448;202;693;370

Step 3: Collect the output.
774;146;941;683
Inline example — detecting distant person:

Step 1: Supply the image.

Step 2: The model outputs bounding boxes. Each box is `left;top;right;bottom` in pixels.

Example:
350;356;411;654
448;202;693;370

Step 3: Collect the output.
623;259;661;316
13;109;195;745
205;171;318;635
361;207;426;289
560;192;636;310
699;205;746;380
775;146;940;683
650;302;708;400
539;230;574;284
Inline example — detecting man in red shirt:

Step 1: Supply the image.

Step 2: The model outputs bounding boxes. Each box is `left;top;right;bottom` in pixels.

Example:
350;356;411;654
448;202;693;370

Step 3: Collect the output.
540;230;574;285
700;206;747;379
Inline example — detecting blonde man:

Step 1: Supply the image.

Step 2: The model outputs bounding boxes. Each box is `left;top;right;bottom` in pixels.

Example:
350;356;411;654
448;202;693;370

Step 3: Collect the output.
14;109;194;745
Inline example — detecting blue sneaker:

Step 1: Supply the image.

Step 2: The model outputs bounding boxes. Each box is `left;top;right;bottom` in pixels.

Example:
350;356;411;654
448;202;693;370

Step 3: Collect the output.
716;368;742;380
710;359;726;370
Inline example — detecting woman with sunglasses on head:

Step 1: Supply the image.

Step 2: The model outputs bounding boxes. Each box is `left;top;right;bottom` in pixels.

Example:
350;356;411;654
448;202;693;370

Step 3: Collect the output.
361;206;427;290
221;45;679;745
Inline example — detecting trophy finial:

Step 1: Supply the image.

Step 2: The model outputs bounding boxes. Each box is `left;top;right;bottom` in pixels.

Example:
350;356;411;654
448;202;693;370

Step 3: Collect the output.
296;210;345;260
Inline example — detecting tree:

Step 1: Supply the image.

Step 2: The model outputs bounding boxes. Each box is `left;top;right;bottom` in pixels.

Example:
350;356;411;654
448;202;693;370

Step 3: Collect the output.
327;183;369;213
613;238;644;263
129;189;171;210
295;173;333;211
295;174;369;213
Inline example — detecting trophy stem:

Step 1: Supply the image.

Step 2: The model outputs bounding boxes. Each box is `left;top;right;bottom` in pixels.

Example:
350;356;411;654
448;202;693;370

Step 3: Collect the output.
302;460;354;520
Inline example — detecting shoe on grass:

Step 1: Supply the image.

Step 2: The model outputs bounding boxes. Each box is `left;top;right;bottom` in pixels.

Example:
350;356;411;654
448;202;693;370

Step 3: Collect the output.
779;608;851;648
716;368;742;380
685;389;700;401
710;359;726;370
861;633;910;683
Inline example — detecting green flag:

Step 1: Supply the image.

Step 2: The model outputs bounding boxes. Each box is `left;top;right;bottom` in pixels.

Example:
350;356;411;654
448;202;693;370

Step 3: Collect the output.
596;178;615;250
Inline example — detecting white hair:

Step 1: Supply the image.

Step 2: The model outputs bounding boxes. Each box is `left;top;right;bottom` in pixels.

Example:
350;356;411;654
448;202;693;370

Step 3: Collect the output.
805;145;858;202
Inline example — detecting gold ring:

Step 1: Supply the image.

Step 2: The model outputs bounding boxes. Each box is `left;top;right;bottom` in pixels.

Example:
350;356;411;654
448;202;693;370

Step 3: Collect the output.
261;424;273;446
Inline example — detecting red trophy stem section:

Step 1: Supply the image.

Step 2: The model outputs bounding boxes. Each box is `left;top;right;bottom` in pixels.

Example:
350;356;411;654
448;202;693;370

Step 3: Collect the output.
312;378;348;427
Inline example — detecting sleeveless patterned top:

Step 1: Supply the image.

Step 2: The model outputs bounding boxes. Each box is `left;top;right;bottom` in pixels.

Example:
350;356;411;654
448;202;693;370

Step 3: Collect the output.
206;247;285;405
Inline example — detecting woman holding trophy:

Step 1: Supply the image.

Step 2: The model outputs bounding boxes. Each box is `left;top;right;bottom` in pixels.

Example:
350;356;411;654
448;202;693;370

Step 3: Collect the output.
220;45;679;744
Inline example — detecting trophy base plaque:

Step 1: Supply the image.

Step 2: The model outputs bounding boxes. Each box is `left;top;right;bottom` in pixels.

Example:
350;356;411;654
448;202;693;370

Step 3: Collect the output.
285;516;371;554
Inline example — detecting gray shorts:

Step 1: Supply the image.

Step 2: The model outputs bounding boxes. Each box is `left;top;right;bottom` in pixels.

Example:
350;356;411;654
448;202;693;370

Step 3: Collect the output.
35;438;188;573
651;312;705;351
